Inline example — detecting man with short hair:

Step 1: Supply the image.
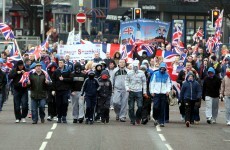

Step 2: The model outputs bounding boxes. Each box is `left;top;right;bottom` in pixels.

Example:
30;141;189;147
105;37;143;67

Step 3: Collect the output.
27;63;51;124
65;54;74;72
93;52;102;63
52;59;72;123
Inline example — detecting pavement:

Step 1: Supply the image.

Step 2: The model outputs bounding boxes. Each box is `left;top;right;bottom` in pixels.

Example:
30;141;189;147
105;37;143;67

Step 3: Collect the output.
0;95;229;150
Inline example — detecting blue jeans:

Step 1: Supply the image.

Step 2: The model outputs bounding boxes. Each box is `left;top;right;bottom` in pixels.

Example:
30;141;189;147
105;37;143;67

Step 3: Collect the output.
128;91;143;123
152;94;167;124
31;99;46;122
13;90;28;120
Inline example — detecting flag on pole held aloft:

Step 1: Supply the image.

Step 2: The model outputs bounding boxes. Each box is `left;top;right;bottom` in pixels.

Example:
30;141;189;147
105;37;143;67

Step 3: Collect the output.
0;23;15;40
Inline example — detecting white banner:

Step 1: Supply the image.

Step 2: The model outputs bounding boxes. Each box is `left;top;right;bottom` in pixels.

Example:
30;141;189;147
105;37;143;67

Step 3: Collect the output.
58;44;102;61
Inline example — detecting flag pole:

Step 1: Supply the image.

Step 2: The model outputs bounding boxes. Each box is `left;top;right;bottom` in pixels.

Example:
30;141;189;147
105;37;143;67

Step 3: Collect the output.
14;39;24;63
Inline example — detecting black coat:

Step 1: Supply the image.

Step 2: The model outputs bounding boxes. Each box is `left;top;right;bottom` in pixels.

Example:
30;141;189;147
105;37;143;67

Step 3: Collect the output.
52;66;71;91
9;66;28;91
202;76;221;99
70;71;86;92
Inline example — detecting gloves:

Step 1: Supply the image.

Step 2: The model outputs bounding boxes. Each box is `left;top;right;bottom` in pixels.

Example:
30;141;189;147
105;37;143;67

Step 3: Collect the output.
52;91;56;96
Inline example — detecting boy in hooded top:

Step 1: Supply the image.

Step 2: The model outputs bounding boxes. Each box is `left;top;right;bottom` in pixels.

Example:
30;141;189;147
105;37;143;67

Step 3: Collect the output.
180;72;202;127
149;62;172;127
97;70;112;124
81;70;100;125
202;67;222;124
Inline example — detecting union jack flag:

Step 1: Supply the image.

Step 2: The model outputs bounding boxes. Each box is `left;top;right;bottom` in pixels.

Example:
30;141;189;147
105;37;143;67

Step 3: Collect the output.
128;34;135;45
121;45;134;60
172;26;183;46
193;27;203;41
0;23;15;40
138;44;155;56
7;54;22;62
123;27;134;35
27;45;42;60
19;69;50;87
41;35;50;50
215;10;224;29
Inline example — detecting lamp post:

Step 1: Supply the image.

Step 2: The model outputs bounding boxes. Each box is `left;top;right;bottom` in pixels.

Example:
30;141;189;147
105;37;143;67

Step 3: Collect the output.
2;0;5;23
41;0;45;41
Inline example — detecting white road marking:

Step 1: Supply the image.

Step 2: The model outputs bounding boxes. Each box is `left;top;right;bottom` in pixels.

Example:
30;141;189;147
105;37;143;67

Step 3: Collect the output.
223;140;230;142
165;144;174;150
156;125;161;132
39;141;47;150
159;134;166;141
45;132;53;140
51;123;57;130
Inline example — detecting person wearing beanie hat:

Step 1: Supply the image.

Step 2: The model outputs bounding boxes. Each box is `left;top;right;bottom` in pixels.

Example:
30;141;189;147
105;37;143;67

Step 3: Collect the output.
149;62;172;127
125;59;147;125
133;46;157;64
9;59;29;123
220;68;230;125
81;70;100;124
202;67;222;124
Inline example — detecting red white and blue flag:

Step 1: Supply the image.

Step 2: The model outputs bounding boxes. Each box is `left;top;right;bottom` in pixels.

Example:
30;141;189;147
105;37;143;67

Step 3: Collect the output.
0;23;15;40
123;27;134;35
193;27;204;42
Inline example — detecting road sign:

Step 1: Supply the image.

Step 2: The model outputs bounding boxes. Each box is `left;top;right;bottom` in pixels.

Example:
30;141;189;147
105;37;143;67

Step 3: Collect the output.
76;13;86;23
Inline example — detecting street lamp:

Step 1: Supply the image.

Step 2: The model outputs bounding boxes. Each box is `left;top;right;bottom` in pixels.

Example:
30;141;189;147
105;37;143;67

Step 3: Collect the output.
2;0;5;23
41;0;45;41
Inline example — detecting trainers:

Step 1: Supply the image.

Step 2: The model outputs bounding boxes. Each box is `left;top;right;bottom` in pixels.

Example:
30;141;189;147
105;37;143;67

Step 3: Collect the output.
78;118;84;123
28;113;32;118
119;118;126;122
21;118;26;123
136;119;141;125
57;118;61;123
160;124;165;127
106;119;109;124
47;116;52;121
153;120;159;126
141;118;148;125
89;119;93;125
227;122;230;126
207;119;211;124
73;119;78;123
62;117;67;123
85;119;89;124
212;119;216;124
186;121;190;127
32;121;37;124
15;119;20;123
194;121;199;125
116;115;119;121
41;118;45;123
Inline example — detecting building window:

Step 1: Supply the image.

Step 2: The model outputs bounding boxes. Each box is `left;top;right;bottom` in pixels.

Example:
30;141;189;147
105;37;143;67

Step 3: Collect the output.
172;15;178;19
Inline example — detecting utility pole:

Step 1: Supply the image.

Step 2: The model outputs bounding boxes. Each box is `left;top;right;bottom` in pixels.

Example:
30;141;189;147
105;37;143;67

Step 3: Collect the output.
2;0;5;23
79;0;83;40
41;0;45;41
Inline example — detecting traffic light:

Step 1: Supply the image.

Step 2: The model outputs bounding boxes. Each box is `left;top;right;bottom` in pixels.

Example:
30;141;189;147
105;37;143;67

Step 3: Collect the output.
134;8;142;19
212;9;220;27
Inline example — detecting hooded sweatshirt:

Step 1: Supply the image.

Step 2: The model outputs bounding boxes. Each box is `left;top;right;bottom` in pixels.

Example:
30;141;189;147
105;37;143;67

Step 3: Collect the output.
98;70;112;97
180;72;202;101
149;63;172;94
70;63;86;92
202;67;221;99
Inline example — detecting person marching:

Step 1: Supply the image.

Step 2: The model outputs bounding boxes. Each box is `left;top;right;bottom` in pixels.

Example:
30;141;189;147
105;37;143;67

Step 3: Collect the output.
81;70;100;125
180;72;202;127
97;70;112;124
27;63;51;124
149;62;172;127
125;60;147;125
70;62;86;123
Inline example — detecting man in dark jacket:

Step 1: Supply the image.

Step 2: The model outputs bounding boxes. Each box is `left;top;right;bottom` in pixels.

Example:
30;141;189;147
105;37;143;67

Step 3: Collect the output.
133;46;156;64
27;63;51;124
9;60;28;123
203;67;222;124
52;59;72;123
180;72;202;127
70;62;86;123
